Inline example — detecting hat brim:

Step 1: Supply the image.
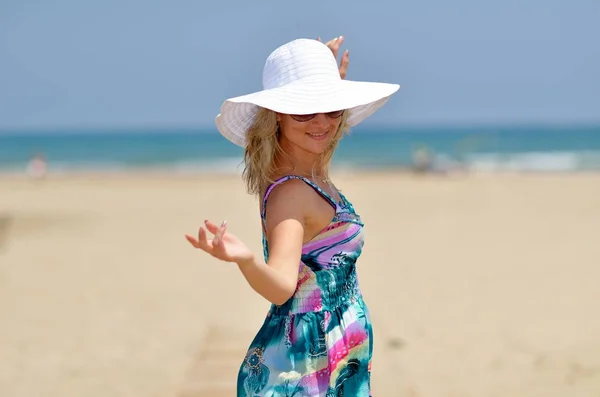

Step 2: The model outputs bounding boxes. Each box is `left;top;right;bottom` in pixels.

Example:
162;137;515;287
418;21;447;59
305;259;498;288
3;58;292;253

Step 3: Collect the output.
215;79;400;148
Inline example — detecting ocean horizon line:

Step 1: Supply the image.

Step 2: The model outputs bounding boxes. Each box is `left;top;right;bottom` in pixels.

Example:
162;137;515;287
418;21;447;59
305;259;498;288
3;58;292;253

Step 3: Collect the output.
1;120;600;137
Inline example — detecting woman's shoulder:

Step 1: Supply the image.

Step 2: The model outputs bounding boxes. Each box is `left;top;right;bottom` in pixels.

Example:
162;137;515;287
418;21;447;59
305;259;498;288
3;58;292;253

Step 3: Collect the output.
263;175;316;206
260;176;319;226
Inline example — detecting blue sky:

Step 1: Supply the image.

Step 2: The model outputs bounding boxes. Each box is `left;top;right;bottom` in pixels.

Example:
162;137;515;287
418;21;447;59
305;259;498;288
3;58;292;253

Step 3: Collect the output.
1;0;599;130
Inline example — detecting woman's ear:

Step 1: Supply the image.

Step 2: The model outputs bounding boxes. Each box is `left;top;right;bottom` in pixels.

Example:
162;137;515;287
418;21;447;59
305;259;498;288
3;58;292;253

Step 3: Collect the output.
275;112;282;122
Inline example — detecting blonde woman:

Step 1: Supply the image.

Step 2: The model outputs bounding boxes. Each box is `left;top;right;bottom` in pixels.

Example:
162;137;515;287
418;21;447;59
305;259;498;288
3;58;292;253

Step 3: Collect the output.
186;37;400;396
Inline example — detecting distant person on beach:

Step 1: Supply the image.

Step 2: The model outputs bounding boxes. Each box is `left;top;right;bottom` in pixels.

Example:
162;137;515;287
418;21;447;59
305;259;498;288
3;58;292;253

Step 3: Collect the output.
185;36;399;396
26;153;47;180
412;145;433;174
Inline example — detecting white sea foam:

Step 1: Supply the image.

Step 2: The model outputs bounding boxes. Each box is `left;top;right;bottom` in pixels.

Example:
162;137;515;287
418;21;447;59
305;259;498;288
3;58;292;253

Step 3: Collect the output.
2;152;600;177
463;151;600;172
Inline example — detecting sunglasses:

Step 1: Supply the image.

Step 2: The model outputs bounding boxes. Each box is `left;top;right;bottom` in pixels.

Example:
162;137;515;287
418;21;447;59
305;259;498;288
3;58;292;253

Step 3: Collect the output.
289;110;345;122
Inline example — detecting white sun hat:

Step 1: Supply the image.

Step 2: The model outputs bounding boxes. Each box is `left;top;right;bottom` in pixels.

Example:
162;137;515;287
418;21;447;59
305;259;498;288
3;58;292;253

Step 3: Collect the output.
215;38;400;147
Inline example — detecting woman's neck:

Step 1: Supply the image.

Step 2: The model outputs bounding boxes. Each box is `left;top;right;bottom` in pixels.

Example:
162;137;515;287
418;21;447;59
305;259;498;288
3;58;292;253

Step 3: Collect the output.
274;153;328;179
274;140;329;179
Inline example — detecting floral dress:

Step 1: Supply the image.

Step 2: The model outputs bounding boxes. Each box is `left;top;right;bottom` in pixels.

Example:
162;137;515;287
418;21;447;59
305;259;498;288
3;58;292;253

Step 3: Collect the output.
237;175;374;396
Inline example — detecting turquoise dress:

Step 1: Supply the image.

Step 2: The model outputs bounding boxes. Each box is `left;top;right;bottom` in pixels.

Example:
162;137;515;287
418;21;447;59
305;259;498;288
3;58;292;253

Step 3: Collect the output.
237;175;373;396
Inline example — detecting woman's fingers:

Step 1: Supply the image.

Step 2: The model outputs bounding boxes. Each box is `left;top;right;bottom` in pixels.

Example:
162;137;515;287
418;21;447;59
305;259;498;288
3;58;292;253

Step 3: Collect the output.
204;219;219;234
339;49;349;79
203;219;226;247
196;227;214;250
187;220;229;260
321;35;347;78
212;220;227;246
185;226;212;250
185;234;198;247
326;35;344;60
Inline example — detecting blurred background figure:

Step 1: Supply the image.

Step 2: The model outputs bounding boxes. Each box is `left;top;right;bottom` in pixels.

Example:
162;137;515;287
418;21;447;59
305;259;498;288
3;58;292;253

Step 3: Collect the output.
26;153;47;180
411;145;433;174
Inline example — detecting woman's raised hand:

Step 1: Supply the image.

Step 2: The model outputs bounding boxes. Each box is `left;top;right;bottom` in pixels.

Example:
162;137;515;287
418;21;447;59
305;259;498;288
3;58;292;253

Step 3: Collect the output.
318;35;349;79
185;220;254;265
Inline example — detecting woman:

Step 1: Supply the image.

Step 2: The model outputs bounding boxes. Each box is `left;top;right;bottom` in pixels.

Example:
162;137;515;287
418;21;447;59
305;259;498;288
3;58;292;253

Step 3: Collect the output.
186;36;399;396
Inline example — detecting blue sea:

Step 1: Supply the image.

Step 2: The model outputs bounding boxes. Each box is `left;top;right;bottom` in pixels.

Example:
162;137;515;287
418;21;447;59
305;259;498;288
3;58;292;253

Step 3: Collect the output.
1;124;600;175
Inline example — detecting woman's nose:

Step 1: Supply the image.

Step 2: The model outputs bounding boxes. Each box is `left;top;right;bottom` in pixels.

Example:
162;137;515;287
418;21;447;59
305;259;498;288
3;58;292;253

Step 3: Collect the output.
311;113;330;126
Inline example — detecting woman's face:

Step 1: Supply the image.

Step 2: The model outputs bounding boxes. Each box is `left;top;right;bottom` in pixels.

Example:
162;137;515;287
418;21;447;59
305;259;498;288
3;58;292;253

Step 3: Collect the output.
277;110;345;156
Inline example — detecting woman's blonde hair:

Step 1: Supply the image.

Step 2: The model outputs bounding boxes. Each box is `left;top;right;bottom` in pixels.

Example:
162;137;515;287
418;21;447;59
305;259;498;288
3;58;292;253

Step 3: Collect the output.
242;107;350;198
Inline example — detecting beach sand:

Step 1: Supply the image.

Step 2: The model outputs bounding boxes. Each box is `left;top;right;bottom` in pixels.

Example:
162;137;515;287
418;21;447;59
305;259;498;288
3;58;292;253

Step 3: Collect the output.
1;171;599;397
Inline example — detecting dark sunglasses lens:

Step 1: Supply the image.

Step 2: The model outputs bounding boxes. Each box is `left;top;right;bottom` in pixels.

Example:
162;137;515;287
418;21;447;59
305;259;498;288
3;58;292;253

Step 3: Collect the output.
290;110;344;122
290;114;316;122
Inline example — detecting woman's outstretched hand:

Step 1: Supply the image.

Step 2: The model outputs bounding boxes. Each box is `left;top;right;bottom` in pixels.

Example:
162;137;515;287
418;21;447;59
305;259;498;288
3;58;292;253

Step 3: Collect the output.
318;35;349;79
185;220;255;265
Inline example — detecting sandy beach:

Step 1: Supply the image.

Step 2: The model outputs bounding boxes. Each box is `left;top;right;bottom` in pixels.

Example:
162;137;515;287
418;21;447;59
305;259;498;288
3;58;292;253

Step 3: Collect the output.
1;171;599;397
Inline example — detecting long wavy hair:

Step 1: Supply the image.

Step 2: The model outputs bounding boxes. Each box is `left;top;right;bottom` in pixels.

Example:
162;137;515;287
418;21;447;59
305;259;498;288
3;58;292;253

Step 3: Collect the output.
242;107;350;198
